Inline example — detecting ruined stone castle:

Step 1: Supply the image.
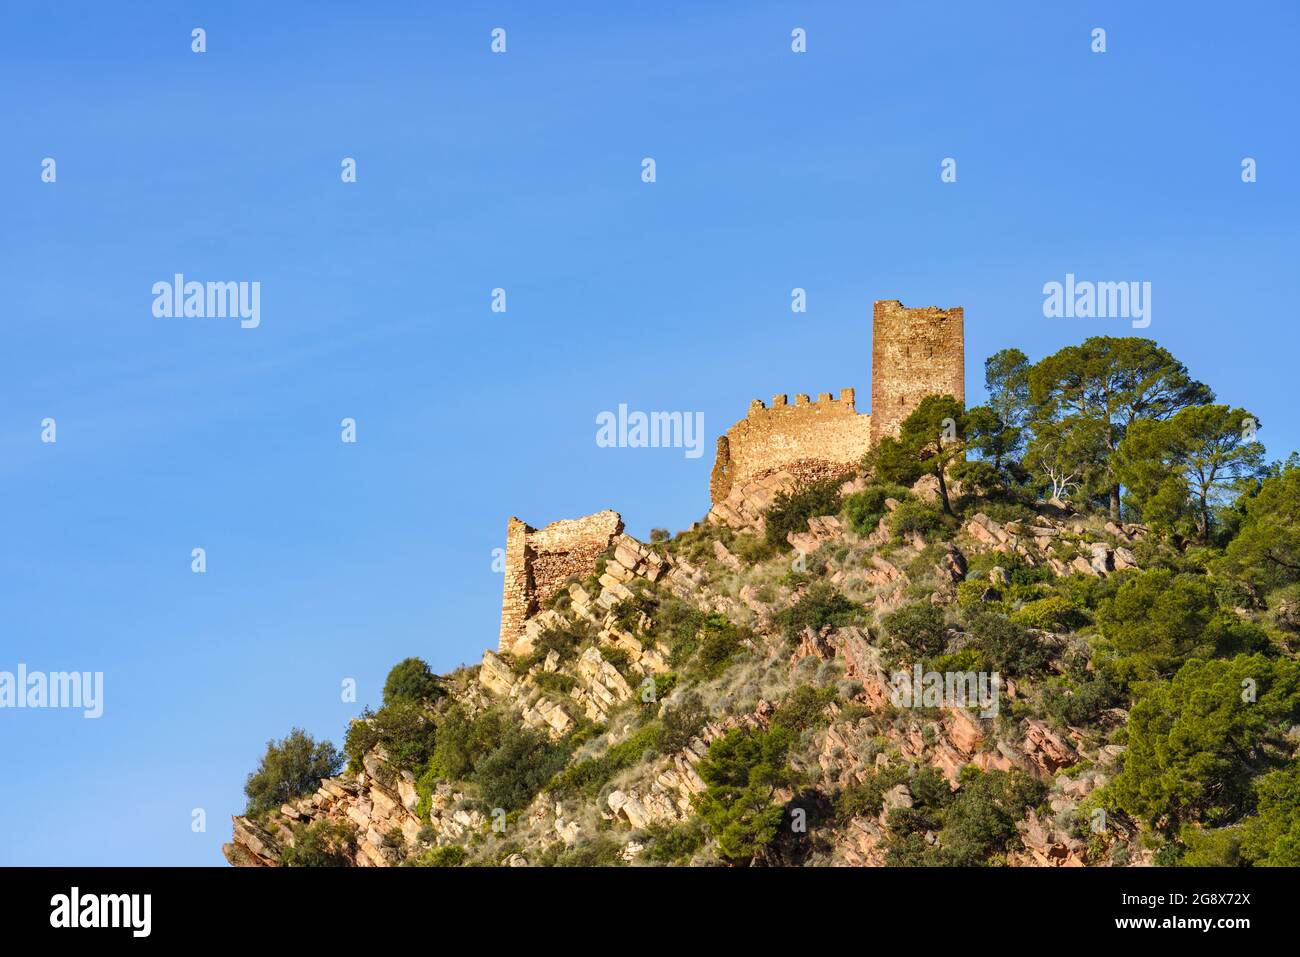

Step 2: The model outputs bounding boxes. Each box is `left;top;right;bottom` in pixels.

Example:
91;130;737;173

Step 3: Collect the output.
498;300;964;652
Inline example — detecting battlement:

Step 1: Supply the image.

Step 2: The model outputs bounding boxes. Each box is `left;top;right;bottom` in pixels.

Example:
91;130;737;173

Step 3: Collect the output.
709;300;965;505
710;387;871;503
499;298;967;646
745;387;858;416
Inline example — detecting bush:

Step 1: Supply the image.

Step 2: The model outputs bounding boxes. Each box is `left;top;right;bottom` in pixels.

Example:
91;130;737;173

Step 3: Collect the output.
1010;595;1084;631
422;705;509;785
383;657;441;705
771;684;837;733
1097;568;1266;682
964;609;1050;676
244;728;343;817
660;692;708;753
882;602;949;660
843;484;913;536
937;767;1047;866
549;720;663;797
549;835;625;867
1238;764;1300;866
1041;671;1123;728
888;500;944;540
407;844;467;867
474;727;572;811
774;582;864;642
350;699;437;773
643;820;706;864
668;613;751;678
730;533;778;564
280;820;356;867
765;479;843;550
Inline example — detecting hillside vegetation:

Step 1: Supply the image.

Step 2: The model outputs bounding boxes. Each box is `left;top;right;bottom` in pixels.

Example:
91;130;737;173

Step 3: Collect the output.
227;337;1300;868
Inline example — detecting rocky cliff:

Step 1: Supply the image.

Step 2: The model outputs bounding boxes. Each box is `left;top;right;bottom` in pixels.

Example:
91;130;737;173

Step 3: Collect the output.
226;466;1167;868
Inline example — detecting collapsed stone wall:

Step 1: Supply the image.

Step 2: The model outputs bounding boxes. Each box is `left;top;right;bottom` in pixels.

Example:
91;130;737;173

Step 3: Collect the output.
869;300;965;444
709;390;871;504
498;510;623;653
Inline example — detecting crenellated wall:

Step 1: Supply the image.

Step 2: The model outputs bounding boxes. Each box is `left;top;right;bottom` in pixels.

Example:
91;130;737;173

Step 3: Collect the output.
499;298;967;644
709;300;966;505
709;389;871;503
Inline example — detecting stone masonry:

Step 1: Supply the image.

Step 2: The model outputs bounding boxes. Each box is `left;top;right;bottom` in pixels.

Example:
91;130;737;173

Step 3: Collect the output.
499;298;965;645
709;300;965;504
498;510;624;652
869;300;965;445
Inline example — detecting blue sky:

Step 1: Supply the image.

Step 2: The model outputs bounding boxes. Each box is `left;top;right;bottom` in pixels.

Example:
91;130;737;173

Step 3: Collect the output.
2;1;1296;865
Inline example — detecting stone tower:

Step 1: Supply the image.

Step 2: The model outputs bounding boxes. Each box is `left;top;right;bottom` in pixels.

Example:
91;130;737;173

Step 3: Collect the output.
869;300;965;444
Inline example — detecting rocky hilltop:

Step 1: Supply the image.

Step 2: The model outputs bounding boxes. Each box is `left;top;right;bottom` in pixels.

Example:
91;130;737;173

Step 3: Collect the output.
226;470;1167;868
225;334;1300;869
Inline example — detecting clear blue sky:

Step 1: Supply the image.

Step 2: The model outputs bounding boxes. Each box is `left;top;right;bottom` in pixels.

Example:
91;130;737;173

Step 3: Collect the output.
2;1;1296;865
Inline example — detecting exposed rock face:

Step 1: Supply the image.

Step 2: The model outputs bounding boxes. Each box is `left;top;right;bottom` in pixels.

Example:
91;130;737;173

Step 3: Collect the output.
707;469;799;535
232;296;1181;869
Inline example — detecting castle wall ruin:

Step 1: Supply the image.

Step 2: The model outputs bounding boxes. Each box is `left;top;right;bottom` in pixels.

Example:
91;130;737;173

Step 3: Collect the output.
498;299;966;644
869;300;965;444
708;300;966;504
708;389;871;504
498;510;623;653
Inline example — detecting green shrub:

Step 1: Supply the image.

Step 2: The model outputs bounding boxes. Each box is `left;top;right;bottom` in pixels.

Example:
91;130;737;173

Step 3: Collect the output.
1011;595;1084;631
423;705;508;785
549;720;663;797
383;657;442;705
956;579;1000;611
475;726;573;811
1041;671;1123;728
533;671;578;694
888;500;944;540
771;684;837;733
882;602;949;660
643;820;706;864
731;533;778;564
774;582;864;642
765;479;843;550
1103;654;1300;830
550;835;625;867
843;484;913;536
964;609;1050;676
280;820;356;867
1097;568;1268;682
407;844;467;868
347;699;436;773
660;691;708;753
244;728;343;817
1238;763;1300;866
936;767;1047;866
